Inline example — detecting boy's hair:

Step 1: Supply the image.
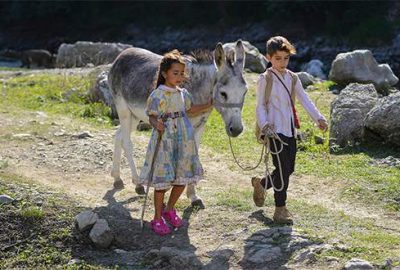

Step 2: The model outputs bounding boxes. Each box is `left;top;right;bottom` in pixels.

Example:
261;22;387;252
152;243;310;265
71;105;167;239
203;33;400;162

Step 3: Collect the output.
155;49;186;88
266;36;296;56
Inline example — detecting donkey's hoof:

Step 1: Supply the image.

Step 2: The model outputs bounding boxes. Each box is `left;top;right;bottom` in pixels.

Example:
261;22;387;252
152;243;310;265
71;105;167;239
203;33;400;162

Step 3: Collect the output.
135;185;146;195
191;199;205;209
113;179;125;189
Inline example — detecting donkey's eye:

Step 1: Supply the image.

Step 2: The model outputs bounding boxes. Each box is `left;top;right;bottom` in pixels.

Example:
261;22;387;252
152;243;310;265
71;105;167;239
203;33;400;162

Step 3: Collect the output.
220;91;227;100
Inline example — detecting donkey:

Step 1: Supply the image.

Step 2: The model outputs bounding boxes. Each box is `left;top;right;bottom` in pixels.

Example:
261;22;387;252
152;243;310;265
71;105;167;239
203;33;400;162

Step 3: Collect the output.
108;40;248;208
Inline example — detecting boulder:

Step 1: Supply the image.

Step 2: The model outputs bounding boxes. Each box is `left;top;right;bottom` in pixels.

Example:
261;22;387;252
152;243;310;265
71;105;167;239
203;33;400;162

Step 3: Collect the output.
330;83;378;147
56;41;132;68
296;72;318;88
223;40;268;73
301;59;326;79
329;50;398;94
343;258;374;270
87;64;118;119
0;194;14;204
365;91;400;146
89;219;114;248
74;210;99;231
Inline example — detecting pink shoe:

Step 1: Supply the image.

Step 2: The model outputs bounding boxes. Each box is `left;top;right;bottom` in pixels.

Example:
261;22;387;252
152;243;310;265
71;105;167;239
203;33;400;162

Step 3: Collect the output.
162;209;183;228
150;218;171;236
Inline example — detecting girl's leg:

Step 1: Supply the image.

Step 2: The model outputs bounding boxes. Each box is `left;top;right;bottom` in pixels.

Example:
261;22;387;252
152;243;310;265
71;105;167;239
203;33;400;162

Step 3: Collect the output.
166;185;185;211
154;189;166;220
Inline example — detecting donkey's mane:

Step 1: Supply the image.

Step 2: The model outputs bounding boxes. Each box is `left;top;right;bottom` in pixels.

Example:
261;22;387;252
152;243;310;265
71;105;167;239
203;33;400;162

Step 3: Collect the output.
189;49;214;65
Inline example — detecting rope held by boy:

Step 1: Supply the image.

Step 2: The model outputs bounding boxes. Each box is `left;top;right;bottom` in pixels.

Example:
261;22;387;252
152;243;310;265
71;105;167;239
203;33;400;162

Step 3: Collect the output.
228;128;287;192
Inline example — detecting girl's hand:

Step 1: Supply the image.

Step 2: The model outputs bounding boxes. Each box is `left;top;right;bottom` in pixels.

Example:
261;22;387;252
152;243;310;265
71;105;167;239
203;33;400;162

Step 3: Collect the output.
317;119;328;132
156;119;165;132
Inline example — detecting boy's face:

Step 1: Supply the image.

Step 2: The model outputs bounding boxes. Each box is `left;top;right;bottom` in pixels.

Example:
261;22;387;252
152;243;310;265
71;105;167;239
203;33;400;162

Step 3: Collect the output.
267;50;290;73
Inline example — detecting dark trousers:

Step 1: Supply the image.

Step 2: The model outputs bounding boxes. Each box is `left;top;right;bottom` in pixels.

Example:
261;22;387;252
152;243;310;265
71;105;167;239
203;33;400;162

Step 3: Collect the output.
261;133;297;207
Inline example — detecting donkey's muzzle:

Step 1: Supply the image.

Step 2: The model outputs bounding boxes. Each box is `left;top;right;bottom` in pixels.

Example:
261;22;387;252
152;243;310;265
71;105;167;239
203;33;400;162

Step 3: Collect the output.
228;124;243;137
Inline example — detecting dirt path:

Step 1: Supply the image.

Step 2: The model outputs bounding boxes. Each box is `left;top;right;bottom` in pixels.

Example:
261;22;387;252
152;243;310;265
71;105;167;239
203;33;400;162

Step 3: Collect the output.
1;110;399;269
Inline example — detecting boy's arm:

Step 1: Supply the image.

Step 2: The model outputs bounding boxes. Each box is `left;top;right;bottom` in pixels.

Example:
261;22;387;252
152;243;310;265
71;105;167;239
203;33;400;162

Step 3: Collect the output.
294;76;326;125
256;74;270;130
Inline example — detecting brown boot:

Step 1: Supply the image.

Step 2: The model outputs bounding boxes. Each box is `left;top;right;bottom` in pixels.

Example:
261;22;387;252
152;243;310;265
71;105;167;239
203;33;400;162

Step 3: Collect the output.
251;177;265;207
273;206;293;224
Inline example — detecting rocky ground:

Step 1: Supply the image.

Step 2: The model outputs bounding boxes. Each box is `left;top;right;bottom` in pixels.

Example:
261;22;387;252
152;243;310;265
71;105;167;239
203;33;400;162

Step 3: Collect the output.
1;69;400;269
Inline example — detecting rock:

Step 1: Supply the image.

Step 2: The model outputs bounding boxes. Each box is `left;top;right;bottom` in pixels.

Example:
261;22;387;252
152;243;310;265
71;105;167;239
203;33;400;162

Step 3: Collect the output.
72;131;94;139
12;133;32;139
67;258;81;265
154;246;202;269
137;120;152;131
370;156;400;168
314;135;325;144
302;59;326;79
329;50;398;94
56;41;132;68
343;258;374;270
329;83;378;147
89;219;114;248
297;72;318;88
246;246;282;263
87;65;118;119
223;40;268;73
365;92;400;146
74;210;99;231
0;194;14;204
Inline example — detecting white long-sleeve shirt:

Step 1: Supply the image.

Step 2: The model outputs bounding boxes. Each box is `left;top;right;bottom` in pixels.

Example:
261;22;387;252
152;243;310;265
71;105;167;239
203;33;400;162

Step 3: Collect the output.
256;68;326;137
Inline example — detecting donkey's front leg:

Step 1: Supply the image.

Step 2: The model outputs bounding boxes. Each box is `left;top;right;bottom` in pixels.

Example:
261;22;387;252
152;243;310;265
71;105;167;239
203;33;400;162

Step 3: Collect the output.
187;184;205;209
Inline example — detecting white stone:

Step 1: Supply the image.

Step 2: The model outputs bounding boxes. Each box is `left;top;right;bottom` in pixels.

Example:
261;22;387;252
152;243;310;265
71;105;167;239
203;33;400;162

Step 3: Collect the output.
344;258;374;270
0;194;14;204
74;210;99;231
89;219;113;248
329;50;398;93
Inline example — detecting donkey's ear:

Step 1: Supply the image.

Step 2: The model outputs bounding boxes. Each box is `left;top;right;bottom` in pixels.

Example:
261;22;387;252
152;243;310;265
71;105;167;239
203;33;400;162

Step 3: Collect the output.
214;42;226;69
235;39;245;71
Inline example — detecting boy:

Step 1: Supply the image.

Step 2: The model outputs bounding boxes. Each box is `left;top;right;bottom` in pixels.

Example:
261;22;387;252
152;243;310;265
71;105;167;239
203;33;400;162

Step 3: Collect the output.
252;36;328;224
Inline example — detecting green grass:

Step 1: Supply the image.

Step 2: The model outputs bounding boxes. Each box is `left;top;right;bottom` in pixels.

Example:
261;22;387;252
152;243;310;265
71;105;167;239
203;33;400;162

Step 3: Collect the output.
0;73;113;127
202;78;400;212
0;173;105;270
20;206;45;219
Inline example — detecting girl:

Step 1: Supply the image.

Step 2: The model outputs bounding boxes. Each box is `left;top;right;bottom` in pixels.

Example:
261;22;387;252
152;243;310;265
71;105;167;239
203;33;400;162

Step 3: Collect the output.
139;50;212;236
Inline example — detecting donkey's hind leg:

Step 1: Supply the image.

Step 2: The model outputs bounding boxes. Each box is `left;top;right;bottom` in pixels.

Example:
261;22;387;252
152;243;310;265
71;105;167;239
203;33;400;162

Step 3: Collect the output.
111;126;124;189
118;112;145;195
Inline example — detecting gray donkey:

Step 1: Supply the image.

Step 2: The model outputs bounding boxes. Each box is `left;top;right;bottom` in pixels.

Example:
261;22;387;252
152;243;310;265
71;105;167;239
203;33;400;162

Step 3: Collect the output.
108;40;248;208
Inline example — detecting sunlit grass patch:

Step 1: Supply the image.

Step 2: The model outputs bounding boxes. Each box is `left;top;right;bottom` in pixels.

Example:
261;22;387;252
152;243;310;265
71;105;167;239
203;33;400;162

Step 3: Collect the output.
0;73;113;126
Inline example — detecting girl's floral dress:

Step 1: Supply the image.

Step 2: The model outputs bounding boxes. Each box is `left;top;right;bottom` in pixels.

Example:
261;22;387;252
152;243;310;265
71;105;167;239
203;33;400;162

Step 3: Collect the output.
139;84;203;190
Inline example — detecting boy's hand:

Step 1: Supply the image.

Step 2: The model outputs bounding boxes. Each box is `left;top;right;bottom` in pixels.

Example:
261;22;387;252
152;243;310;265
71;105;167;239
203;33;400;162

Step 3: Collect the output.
262;123;276;138
317;119;328;132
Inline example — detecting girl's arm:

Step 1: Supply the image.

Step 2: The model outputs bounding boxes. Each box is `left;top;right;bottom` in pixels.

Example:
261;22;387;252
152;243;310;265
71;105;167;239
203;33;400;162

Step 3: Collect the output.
187;100;213;117
149;115;165;132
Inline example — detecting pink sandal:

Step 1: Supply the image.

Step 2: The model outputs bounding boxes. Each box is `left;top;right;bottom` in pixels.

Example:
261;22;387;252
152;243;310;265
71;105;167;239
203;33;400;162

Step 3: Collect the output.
162;209;183;228
150;218;171;236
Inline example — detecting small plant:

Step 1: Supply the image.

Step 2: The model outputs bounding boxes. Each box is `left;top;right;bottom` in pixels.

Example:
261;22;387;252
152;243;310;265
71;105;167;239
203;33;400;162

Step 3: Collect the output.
20;206;45;219
0;159;8;169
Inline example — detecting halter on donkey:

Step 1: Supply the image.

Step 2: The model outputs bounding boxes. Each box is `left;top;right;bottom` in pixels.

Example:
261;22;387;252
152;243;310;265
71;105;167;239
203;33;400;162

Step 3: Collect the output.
108;41;248;208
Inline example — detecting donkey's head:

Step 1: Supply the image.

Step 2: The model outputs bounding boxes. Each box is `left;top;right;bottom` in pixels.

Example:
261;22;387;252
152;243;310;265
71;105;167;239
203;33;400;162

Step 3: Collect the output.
213;40;247;137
